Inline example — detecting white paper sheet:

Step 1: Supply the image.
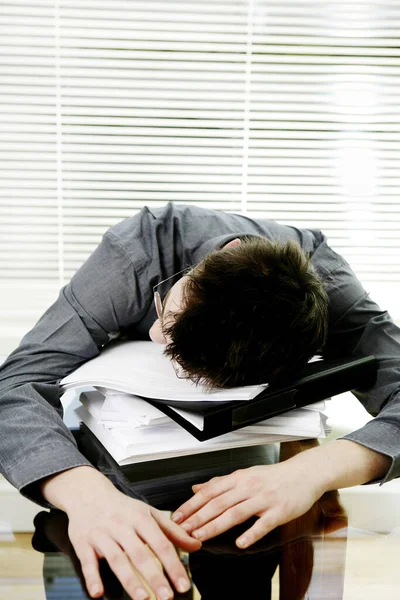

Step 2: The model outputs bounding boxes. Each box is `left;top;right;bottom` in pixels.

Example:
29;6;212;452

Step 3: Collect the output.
62;340;268;401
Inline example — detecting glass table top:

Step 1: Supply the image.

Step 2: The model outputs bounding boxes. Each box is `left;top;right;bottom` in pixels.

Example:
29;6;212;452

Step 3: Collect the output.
1;438;400;600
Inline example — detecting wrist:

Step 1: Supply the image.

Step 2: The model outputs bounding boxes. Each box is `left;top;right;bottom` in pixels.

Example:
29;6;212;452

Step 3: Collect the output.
41;465;116;514
286;439;391;495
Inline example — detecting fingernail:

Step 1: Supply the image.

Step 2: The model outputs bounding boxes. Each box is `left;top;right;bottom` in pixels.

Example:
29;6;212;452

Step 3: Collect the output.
177;577;190;593
135;588;149;600
237;536;248;548
158;586;172;600
172;512;183;523
181;522;191;532
193;528;205;541
91;585;102;597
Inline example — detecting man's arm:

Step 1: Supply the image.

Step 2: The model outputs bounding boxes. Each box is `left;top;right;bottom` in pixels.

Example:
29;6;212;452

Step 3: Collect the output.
0;232;138;502
0;219;199;599
320;243;400;483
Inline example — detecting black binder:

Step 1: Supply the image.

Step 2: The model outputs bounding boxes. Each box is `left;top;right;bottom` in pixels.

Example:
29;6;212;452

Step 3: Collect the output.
136;355;378;441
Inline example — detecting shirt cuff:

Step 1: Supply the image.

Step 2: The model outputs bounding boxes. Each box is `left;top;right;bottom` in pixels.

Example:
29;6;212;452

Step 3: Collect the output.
340;419;400;486
4;442;94;508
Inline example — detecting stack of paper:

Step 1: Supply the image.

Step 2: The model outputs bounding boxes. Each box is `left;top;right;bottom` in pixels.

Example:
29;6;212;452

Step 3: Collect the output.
61;340;330;466
75;389;329;466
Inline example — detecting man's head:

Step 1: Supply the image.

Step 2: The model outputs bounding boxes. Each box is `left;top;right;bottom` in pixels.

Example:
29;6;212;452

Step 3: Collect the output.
149;237;329;388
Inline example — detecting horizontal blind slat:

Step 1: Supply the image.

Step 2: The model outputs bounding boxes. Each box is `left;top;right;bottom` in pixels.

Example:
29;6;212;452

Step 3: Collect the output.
2;0;400;351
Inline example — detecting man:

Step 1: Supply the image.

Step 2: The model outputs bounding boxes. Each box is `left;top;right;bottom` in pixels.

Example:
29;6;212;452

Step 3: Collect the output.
0;202;397;600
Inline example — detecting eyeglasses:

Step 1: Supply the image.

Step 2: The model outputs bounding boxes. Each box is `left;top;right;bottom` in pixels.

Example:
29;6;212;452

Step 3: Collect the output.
153;265;194;322
153;265;194;379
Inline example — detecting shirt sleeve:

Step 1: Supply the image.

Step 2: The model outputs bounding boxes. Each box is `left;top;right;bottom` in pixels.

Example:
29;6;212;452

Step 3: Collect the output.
320;244;400;484
0;231;148;506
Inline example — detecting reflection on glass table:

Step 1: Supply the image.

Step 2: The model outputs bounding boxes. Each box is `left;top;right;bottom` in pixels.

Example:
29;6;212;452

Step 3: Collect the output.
30;481;347;600
1;439;399;599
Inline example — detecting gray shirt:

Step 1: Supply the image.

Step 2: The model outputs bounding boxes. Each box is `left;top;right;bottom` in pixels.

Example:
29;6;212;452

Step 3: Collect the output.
1;202;399;505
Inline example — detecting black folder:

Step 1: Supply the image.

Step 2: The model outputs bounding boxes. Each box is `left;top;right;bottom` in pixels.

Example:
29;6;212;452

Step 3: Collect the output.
139;355;378;441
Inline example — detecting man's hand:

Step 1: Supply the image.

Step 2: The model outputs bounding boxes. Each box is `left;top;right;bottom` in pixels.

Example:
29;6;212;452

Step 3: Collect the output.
41;466;201;600
171;461;322;549
172;439;391;549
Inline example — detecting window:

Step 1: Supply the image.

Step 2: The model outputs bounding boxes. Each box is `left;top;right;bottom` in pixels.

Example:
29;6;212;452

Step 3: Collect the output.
1;0;399;354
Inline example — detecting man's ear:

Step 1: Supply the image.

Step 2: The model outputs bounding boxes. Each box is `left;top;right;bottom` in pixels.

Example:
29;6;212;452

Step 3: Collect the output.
222;237;241;249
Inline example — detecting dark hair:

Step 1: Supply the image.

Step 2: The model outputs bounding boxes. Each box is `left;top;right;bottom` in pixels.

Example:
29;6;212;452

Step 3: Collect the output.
163;237;328;389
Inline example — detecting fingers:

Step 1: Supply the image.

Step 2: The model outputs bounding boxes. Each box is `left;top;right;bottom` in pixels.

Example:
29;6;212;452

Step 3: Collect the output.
76;521;191;600
235;512;281;549
153;508;201;553
68;492;200;600
172;474;234;524
192;483;204;493
137;514;194;596
183;502;282;548
175;489;245;536
74;543;104;598
188;499;257;542
93;528;165;600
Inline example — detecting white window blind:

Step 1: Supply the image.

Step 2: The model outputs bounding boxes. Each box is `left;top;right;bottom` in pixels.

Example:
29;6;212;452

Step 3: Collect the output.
1;0;400;355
